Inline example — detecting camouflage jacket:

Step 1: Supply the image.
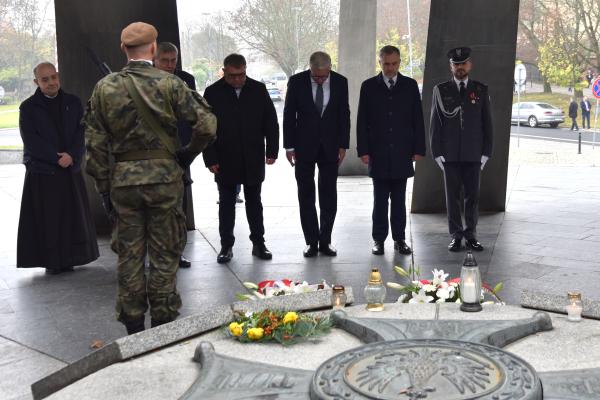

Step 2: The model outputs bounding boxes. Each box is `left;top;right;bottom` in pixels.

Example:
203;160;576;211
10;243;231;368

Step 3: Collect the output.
84;61;216;193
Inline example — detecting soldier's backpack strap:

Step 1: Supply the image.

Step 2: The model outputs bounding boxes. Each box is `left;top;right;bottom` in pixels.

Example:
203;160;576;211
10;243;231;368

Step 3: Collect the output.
123;75;178;156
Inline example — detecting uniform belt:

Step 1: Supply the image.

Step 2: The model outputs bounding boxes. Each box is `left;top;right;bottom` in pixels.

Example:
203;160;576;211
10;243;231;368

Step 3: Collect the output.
114;149;174;162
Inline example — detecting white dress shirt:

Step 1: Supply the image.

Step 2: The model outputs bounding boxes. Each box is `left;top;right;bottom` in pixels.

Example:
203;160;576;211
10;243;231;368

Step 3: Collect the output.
384;74;397;89
453;76;469;91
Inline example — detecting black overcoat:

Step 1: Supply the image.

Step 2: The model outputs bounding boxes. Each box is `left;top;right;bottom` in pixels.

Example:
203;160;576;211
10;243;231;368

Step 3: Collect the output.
20;88;85;173
282;70;350;163
357;73;426;179
430;79;493;162
17;88;98;269
202;77;279;186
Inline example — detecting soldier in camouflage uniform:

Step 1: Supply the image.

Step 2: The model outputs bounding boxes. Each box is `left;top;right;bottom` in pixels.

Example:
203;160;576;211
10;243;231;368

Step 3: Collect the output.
84;22;216;334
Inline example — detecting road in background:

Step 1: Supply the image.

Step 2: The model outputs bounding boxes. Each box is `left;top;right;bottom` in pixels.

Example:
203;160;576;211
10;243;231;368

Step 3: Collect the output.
510;124;600;146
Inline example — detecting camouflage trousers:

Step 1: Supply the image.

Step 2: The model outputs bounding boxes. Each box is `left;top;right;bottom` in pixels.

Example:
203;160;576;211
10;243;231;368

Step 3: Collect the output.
111;180;186;324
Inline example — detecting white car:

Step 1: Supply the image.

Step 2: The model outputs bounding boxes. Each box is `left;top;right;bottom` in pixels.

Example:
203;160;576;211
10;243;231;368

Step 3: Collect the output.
511;102;564;128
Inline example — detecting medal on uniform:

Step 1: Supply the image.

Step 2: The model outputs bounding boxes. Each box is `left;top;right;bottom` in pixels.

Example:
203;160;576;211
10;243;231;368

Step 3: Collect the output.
471;100;475;104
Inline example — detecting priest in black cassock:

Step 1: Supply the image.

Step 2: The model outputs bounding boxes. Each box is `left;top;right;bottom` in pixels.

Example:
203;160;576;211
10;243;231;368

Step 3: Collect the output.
17;62;99;274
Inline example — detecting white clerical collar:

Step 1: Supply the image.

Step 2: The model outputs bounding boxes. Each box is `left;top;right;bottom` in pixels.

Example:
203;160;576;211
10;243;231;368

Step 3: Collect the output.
43;93;59;99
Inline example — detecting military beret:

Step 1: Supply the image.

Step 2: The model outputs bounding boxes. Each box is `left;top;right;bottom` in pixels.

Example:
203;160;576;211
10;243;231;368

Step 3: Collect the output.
447;47;471;64
121;22;158;47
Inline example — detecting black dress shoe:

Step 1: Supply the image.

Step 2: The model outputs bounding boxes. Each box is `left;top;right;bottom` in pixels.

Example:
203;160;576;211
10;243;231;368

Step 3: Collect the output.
303;243;319;258
217;246;233;263
372;241;384;255
466;238;484;251
394;240;412;255
448;238;462;252
319;243;337;257
252;243;272;260
179;256;191;268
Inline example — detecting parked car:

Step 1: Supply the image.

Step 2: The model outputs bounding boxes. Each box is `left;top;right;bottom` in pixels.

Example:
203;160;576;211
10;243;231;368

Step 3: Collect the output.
267;86;282;102
511;102;564;128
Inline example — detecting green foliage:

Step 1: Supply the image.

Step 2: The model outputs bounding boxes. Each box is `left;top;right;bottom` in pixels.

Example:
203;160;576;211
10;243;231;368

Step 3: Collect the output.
0;68;20;91
0;104;19;128
191;61;211;88
538;37;585;91
225;309;332;346
375;28;425;79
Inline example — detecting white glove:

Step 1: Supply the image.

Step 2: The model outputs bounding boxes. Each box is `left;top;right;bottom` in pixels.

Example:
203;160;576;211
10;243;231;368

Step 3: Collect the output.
435;156;445;171
481;155;489;171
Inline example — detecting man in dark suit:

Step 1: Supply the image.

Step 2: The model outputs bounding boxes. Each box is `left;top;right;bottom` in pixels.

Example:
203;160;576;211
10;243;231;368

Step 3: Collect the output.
283;51;350;257
203;54;279;263
154;41;196;268
430;47;493;252
568;98;579;131
580;96;592;130
357;45;426;256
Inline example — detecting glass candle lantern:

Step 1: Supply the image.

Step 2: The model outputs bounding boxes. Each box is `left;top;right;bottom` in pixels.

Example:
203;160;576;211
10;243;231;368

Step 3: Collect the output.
565;292;583;322
331;285;347;310
460;251;482;312
364;268;386;311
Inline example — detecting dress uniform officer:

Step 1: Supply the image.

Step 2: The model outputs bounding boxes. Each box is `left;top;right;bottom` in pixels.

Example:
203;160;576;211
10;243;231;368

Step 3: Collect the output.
430;47;493;252
85;22;216;334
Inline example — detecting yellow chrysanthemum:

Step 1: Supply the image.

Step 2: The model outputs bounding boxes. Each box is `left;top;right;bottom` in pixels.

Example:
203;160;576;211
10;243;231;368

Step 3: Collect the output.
229;322;243;337
283;312;298;324
247;327;264;340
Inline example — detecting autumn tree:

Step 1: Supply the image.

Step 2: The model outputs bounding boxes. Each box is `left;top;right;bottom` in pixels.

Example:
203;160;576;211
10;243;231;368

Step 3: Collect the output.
231;0;338;77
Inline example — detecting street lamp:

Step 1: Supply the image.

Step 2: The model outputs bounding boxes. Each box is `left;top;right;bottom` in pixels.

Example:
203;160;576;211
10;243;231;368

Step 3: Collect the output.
292;5;301;72
405;0;414;77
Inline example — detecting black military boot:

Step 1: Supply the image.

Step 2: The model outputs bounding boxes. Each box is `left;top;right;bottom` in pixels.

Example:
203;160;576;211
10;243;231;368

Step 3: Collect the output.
151;318;172;328
124;317;145;335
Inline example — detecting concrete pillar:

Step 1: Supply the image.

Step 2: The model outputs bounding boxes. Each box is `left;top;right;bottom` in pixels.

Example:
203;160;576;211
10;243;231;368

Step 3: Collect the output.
54;0;183;233
337;0;377;176
411;0;520;213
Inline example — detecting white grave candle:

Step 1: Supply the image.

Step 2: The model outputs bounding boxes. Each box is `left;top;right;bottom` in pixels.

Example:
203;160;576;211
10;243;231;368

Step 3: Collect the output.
462;278;477;303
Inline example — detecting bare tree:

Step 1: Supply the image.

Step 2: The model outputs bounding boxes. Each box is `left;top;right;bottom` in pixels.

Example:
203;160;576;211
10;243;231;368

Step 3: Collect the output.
231;0;338;77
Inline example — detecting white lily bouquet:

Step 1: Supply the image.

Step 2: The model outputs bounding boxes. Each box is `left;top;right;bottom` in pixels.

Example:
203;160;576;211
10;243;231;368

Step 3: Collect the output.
387;265;503;304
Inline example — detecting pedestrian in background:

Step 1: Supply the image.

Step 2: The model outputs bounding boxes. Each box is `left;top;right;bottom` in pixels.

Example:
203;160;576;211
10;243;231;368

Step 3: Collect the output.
580;96;592;130
569;97;579;131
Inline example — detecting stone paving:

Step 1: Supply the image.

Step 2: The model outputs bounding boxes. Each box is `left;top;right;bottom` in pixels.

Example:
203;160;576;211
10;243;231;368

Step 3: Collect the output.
0;136;599;399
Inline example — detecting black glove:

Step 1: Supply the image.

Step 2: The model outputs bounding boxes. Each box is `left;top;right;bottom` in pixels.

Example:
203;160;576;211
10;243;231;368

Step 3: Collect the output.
100;192;114;215
176;149;198;170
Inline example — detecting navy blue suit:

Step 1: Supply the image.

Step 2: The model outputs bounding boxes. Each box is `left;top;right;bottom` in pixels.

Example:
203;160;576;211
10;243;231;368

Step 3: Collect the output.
357;73;426;242
283;70;350;246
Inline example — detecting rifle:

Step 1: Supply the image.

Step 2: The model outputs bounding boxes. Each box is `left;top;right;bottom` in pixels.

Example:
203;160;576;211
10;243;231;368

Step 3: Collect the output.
86;46;112;76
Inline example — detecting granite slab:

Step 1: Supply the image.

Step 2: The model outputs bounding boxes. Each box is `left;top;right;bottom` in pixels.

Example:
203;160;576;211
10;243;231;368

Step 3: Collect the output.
32;304;233;400
521;288;600;320
231;287;354;314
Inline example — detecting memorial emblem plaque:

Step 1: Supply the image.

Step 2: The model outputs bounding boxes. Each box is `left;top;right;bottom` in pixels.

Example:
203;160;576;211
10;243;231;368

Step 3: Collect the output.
310;339;542;400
